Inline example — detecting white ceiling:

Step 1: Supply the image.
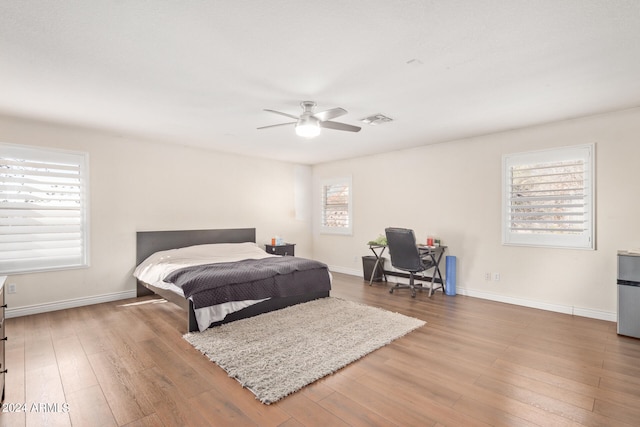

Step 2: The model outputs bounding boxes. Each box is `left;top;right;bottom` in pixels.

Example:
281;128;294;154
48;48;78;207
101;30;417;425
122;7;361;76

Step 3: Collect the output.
2;1;640;165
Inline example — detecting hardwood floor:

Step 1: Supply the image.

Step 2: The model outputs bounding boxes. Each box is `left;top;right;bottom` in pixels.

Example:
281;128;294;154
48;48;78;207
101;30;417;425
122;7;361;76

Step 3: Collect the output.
2;273;640;426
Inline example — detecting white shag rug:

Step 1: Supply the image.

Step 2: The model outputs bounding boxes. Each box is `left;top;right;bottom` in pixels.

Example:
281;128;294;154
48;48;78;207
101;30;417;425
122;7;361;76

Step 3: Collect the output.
183;297;425;404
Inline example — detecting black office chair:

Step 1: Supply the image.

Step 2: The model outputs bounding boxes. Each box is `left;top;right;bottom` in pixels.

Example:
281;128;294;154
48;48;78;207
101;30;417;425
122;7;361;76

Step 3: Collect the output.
385;227;436;298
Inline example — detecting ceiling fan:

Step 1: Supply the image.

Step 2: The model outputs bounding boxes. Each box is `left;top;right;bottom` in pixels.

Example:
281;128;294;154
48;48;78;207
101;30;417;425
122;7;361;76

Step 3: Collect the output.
258;101;361;138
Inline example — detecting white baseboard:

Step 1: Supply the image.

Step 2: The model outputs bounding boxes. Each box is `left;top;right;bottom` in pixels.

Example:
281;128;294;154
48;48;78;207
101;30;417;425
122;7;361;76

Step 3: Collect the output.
328;265;362;276
572;306;616;322
331;267;617;323
5;289;137;319
457;288;616;322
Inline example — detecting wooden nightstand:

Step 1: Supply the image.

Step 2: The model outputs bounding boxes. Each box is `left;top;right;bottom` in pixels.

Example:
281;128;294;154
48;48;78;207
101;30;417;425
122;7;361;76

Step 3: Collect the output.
265;243;296;256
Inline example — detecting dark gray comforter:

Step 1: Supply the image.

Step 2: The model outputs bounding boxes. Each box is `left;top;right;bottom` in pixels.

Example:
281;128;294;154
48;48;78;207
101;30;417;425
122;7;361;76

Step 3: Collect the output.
163;257;331;309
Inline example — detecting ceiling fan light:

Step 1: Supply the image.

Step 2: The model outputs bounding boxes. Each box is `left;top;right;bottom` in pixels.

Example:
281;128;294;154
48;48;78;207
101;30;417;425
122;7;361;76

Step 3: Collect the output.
295;117;321;138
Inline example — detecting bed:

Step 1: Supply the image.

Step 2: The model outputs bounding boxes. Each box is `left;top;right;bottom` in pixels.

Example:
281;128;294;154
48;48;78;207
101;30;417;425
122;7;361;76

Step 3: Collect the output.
134;228;331;332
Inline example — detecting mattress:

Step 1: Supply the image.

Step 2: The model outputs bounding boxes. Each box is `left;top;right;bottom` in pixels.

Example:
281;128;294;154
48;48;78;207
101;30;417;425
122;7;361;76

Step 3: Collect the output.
133;242;331;331
134;242;277;330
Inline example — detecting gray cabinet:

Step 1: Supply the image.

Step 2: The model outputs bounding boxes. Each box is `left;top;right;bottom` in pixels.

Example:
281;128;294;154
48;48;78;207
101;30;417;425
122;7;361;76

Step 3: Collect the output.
0;276;5;403
617;252;640;338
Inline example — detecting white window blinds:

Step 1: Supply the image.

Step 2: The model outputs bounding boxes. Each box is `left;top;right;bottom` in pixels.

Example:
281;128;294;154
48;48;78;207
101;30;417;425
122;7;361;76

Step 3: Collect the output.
502;144;594;249
0;143;89;274
320;177;352;235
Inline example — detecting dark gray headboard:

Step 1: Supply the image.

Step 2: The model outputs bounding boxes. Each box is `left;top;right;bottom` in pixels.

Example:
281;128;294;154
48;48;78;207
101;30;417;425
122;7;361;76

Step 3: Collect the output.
136;228;256;266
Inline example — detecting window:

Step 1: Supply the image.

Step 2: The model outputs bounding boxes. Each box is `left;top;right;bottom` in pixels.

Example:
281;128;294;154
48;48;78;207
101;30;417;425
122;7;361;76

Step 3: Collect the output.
502;144;594;249
0;143;89;274
320;177;352;235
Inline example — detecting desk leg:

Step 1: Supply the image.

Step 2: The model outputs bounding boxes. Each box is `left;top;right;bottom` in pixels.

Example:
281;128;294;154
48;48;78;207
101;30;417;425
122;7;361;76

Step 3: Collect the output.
369;257;381;286
368;246;387;285
428;252;446;297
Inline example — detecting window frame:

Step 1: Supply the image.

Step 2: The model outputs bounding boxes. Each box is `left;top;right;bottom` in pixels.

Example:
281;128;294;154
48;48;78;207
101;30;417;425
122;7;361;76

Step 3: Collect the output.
0;142;90;274
320;176;353;235
502;143;595;250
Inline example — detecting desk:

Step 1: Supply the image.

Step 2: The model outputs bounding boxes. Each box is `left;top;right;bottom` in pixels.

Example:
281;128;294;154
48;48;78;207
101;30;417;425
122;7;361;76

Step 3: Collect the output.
368;244;447;296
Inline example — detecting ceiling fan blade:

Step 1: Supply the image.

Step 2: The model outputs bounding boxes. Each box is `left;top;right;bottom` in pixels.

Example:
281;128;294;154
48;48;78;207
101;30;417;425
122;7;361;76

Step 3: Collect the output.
313;107;347;122
320;121;361;132
257;122;296;130
264;109;299;120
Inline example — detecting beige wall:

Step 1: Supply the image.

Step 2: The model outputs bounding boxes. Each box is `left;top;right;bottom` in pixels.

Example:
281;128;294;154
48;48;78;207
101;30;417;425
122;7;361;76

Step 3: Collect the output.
312;108;640;320
3;107;639;321
1;115;311;315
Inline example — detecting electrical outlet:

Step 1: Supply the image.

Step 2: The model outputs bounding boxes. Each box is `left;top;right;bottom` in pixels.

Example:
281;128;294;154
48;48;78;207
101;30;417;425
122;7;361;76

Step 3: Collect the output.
8;283;16;293
484;272;491;281
494;273;501;281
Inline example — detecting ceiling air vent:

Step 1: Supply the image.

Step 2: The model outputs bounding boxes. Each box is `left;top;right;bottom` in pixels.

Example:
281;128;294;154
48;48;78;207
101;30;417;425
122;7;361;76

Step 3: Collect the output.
360;114;393;125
